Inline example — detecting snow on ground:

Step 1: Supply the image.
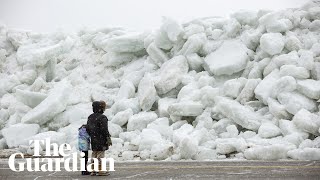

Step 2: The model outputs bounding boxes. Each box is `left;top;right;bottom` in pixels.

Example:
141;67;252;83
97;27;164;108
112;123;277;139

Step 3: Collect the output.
0;1;320;161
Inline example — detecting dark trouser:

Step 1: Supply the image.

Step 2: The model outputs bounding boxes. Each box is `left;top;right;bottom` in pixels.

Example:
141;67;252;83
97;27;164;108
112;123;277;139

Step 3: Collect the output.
82;151;88;171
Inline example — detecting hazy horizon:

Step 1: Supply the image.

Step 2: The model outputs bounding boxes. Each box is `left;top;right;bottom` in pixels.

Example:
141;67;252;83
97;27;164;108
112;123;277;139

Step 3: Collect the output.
0;0;310;33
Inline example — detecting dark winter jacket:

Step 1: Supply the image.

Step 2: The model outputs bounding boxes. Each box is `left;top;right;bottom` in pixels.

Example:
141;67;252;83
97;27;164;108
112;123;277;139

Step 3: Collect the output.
86;102;111;151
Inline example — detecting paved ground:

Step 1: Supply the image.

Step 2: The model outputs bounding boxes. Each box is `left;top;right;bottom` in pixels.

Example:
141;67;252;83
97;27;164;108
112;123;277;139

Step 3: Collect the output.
0;160;320;179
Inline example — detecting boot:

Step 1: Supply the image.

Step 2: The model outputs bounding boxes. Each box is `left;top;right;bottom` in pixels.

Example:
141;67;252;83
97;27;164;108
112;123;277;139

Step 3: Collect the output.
89;163;97;176
97;164;110;176
82;171;90;175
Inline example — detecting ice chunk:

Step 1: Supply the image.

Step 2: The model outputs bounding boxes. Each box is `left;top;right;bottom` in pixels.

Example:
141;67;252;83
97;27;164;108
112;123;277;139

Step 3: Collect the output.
127;111;158;131
236;79;261;104
111;109;133;127
244;144;294;160
231;10;258;25
178;33;206;55
311;62;320;80
200;86;220;107
223;19;241;37
173;124;194;146
212;118;234;134
285;36;302;51
15;89;47;108
260;33;285;55
266;19;293;33
21;80;72;125
277;91;317;115
154;55;188;94
161;17;183;42
138;74;157;111
171;120;188;130
267;98;291;119
150;142;174;160
100;33;147;53
146;42;169;67
102;52;136;67
278;119;308;138
310;43;320;57
179;136;198;159
279;65;310;79
288;148;320;160
16;37;74;67
0;109;9;126
273;51;299;67
220;125;239;138
297;79;320;100
184;24;205;38
16;70;37;85
204;40;249;75
111;98;140;115
194;147;217;160
298;50;314;70
2;123;40;148
215;138;247;155
215;97;264;131
154;29;173;50
258;123;282;138
48;104;91;130
270;76;296;98
117;80;135;100
109;122;123;138
168;101;204;117
139;129;163;151
28;131;66;148
309;20;320;31
254;69;280;104
240;28;262;50
0;75;20;97
158;98;177;117
147;118;173;140
222;78;247;98
292;109;320;136
186;53;204;72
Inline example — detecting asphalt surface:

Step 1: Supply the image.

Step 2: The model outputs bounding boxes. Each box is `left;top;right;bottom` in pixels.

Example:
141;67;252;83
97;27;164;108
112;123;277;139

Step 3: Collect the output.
0;160;320;179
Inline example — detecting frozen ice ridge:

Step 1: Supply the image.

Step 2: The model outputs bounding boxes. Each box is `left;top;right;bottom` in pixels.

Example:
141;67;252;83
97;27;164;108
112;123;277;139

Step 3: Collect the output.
0;1;320;161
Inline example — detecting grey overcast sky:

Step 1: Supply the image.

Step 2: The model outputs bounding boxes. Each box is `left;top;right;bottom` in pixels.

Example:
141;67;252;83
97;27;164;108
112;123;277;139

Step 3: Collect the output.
0;0;310;33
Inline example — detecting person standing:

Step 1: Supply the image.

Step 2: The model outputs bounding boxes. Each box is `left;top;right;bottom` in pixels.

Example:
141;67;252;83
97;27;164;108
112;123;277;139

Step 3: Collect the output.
86;101;111;176
78;124;91;175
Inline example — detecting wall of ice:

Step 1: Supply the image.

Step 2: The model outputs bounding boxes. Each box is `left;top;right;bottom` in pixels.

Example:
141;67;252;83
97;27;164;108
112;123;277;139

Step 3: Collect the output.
0;1;320;161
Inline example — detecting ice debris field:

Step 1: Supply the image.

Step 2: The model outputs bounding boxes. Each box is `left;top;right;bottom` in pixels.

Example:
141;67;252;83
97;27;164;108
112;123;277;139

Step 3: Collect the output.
1;2;320;161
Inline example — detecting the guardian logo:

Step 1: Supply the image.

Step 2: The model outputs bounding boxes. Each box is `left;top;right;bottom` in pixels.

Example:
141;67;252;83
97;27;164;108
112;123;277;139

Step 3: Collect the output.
8;138;115;172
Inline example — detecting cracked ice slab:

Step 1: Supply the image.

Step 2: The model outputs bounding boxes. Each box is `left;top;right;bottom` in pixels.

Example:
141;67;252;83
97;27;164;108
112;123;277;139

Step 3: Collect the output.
204;40;249;75
215;96;265;131
21;80;72;125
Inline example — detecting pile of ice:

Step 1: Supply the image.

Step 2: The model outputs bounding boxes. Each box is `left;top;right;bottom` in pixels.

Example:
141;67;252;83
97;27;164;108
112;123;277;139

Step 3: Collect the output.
1;1;320;161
